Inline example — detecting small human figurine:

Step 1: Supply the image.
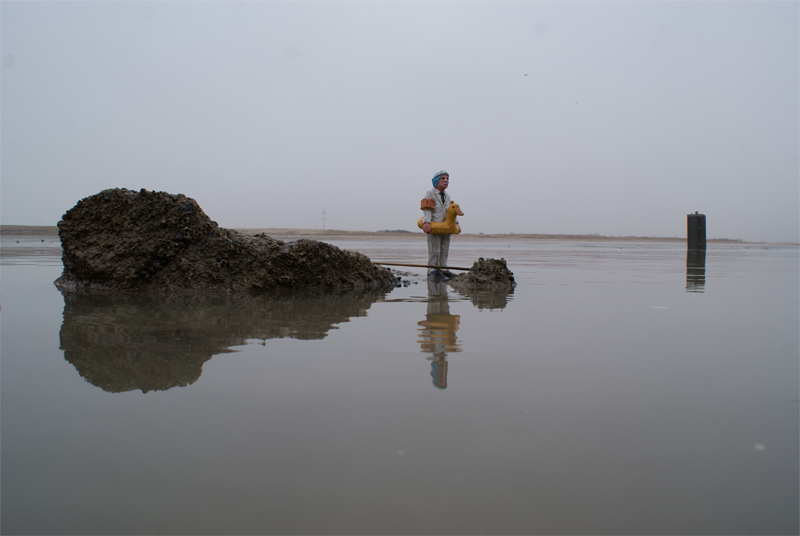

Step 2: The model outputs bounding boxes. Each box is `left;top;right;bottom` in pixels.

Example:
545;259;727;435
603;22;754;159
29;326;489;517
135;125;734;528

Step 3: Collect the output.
421;170;460;279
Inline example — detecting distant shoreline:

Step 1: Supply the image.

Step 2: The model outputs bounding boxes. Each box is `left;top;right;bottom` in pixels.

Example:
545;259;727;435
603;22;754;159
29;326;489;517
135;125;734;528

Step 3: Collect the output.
1;225;789;245
239;229;778;244
0;225;60;237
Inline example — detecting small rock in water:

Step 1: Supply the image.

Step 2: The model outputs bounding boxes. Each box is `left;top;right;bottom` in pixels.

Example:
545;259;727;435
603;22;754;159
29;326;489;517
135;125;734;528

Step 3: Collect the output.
450;257;516;289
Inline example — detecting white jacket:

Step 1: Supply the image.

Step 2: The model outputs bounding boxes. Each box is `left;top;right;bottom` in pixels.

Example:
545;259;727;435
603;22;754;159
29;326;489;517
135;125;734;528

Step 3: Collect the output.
422;188;452;225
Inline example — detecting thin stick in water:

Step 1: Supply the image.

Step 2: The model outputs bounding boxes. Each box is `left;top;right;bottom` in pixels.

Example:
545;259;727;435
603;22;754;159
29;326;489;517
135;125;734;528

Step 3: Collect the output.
372;262;472;271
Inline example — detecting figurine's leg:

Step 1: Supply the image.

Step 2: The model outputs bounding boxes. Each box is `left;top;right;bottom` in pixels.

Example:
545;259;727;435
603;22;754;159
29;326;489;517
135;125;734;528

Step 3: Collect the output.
440;234;451;268
427;234;439;275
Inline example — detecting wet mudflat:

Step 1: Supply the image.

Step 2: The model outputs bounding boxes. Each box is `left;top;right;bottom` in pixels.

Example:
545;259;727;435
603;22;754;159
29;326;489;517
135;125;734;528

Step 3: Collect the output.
1;237;798;535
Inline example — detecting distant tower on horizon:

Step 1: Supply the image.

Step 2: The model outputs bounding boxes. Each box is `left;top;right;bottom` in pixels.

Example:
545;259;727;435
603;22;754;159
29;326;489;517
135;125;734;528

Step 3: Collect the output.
322;209;327;231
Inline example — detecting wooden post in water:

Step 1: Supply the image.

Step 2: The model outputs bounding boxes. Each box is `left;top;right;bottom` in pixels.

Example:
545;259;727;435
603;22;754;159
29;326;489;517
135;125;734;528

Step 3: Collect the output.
687;212;706;250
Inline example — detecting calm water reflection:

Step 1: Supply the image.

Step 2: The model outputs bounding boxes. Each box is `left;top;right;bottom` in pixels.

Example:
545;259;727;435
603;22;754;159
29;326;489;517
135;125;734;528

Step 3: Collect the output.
60;290;389;393
418;282;461;389
1;237;797;535
686;249;706;293
417;281;514;389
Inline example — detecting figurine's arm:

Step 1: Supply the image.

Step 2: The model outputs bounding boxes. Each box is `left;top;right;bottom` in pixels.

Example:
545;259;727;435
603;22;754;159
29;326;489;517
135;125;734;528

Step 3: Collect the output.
420;197;435;233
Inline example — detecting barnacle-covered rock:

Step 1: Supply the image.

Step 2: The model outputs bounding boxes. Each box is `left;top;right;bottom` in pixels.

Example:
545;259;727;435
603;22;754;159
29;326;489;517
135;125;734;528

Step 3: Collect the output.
54;188;395;291
450;257;516;290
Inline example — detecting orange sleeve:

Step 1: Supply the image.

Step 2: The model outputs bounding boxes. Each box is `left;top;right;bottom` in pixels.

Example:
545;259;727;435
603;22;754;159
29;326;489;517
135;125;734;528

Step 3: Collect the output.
420;198;435;210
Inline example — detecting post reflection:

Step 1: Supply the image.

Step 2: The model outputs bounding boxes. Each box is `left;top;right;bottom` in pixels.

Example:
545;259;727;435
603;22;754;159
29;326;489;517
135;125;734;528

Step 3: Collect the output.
686;250;706;293
59;289;389;393
417;282;462;389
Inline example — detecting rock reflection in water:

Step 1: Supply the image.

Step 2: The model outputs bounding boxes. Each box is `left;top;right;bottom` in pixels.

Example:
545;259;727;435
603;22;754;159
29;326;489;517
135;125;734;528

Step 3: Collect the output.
59;289;389;393
450;283;514;311
686;250;706;293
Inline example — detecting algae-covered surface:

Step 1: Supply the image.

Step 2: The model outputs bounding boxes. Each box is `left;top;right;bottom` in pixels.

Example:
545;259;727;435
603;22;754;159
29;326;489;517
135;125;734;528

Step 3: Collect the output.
2;237;798;535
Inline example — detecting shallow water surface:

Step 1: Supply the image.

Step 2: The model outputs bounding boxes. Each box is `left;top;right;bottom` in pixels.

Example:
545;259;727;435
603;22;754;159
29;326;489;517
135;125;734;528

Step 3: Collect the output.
1;237;798;534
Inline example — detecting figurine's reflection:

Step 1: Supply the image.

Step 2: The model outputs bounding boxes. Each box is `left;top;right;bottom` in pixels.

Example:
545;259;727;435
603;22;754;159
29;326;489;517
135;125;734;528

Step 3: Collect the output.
417;282;462;389
686;250;706;293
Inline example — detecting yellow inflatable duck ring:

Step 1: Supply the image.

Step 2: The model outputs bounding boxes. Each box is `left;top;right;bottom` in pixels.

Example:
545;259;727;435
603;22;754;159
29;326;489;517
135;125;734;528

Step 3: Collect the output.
417;201;463;234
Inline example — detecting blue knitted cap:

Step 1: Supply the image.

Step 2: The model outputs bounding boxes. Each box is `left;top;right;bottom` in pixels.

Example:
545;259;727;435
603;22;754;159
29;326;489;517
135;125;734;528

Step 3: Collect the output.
432;170;449;188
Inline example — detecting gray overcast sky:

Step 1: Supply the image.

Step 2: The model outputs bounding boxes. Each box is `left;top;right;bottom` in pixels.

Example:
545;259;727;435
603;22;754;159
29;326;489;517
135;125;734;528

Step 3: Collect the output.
2;1;798;242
